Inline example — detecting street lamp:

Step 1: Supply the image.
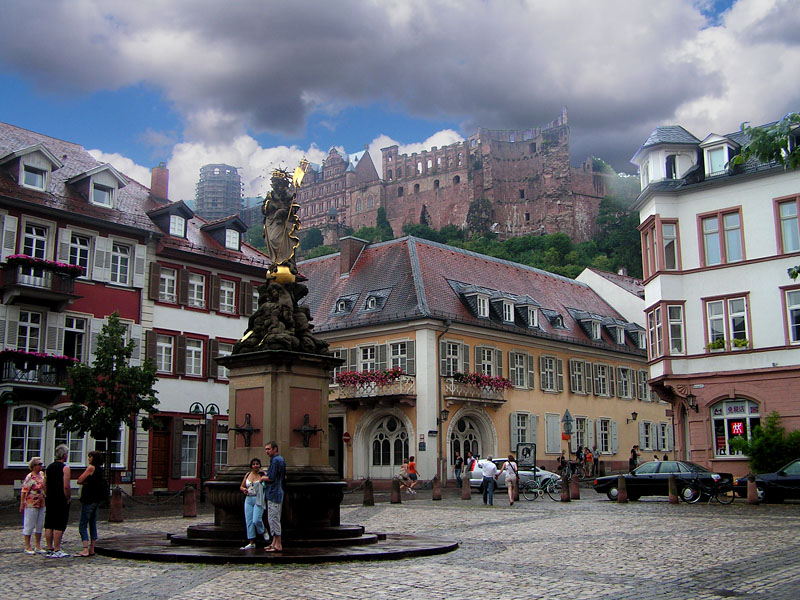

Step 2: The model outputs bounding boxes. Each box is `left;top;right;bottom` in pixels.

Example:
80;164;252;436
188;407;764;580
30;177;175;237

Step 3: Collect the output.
627;411;638;424
686;394;699;413
189;401;220;503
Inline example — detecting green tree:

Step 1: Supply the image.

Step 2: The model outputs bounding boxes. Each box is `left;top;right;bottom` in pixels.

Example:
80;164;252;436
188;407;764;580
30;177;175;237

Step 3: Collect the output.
731;112;800;170
304;244;338;259
244;224;265;250
729;411;800;474
47;313;159;483
376;206;394;241
300;227;323;251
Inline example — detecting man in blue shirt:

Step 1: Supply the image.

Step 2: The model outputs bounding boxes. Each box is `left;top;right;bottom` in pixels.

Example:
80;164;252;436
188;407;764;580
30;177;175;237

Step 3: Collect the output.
261;441;286;552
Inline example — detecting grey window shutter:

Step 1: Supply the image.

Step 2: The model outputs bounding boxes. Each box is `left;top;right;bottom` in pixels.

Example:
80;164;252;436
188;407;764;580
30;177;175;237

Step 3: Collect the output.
609;365;616;397
148;262;161;300
593;363;600;396
639;422;646;449
495;349;503;378
4;306;19;349
439;340;447;375
611;421;619;454
133;244;147;288
527;354;535;390
175;335;186;375
88;317;105;365
45;312;65;354
1;214;18;261
177;268;189;306
539;356;546;389
530;415;538;447
462;343;469;373
171;418;184;479
509;413;519;451
667;424;674;451
406;341;415;375
556;359;564;392
474;346;481;373
569;359;577;392
587;419;595;451
377;343;387;371
654;424;661;451
129;324;143;366
617;367;624;398
349;348;358;371
584;362;592;394
570;428;578;453
57;227;71;263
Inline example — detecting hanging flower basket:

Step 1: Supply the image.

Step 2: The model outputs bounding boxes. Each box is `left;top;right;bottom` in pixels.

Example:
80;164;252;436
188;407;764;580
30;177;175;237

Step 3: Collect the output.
5;254;85;277
451;372;514;391
0;349;80;368
335;367;404;387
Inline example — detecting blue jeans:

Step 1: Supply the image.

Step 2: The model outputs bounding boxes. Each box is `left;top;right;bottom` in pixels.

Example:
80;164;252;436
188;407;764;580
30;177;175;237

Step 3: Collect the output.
482;477;495;505
79;503;98;542
454;468;462;488
244;495;265;540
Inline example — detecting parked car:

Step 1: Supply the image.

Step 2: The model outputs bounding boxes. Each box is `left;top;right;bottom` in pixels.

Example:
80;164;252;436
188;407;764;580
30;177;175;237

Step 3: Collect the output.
468;459;560;489
734;459;800;502
592;460;733;501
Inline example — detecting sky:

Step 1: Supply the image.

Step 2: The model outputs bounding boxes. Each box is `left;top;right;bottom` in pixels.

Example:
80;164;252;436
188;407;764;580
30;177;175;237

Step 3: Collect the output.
1;0;799;203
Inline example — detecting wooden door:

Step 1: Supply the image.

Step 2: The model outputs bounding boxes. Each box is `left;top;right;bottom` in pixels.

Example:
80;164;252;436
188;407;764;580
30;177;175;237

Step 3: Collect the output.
151;429;170;489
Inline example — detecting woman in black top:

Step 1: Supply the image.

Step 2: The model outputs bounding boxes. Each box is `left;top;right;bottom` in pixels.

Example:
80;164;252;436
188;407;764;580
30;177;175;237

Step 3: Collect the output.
75;451;106;557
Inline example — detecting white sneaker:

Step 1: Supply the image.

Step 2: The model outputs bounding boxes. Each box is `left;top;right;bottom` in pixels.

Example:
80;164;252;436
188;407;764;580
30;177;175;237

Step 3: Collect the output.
48;550;70;558
240;542;256;550
24;549;35;555
263;532;270;542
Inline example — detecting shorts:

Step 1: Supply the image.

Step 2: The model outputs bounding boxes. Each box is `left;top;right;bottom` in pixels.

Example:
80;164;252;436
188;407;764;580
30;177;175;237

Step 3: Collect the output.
44;502;69;532
409;473;418;481
23;507;45;535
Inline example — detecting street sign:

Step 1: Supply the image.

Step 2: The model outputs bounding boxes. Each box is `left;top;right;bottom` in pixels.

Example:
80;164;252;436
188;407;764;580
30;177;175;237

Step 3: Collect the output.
342;432;351;444
562;409;574;435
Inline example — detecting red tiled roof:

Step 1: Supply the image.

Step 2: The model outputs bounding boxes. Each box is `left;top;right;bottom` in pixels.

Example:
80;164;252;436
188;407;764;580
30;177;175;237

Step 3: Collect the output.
299;237;644;354
586;267;645;299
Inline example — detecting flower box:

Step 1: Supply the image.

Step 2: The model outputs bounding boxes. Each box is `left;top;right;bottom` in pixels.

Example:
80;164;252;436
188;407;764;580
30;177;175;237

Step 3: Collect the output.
5;254;85;278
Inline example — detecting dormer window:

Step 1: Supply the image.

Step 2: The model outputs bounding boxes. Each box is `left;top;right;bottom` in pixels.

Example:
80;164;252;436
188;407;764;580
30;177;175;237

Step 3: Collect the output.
554;315;565;328
336;300;348;313
616;327;626;345
477;295;489;318
589;321;601;340
169;215;185;237
527;307;539;328
92;182;114;207
23;165;47;190
502;301;514;323
225;229;240;250
706;147;726;176
637;331;647;350
366;297;377;310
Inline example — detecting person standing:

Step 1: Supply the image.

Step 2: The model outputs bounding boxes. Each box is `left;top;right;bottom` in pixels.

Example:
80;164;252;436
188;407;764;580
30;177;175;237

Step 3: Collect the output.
20;456;46;555
262;441;286;552
591;445;601;476
629;446;640;472
44;444;71;558
239;458;267;550
500;455;518;506
453;452;464;488
465;451;476;480
481;456;498;506
407;456;419;492
584;447;594;477
75;451;106;557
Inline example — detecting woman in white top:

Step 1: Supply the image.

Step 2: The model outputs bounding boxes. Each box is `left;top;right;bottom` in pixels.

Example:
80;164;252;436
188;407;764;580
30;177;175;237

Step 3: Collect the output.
239;458;267;549
500;454;519;506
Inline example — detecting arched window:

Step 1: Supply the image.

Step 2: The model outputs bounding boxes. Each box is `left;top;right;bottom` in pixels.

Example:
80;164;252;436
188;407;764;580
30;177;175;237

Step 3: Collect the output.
398;187;404;197
434;180;439;189
387;169;392;181
453;175;461;184
371;416;409;468
450;417;480;461
9;406;45;466
666;155;677;179
356;198;362;212
367;195;374;208
413;184;420;194
711;398;760;457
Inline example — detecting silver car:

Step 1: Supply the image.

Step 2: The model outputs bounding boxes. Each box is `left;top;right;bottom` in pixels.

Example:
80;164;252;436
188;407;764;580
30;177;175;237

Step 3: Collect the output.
468;459;560;489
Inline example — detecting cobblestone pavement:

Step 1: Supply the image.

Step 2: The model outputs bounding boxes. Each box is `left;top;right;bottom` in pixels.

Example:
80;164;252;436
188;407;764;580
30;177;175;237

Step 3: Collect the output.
1;492;799;600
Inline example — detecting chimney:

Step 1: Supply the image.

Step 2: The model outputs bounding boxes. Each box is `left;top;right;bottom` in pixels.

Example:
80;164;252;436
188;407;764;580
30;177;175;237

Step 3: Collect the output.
151;162;169;200
339;236;368;275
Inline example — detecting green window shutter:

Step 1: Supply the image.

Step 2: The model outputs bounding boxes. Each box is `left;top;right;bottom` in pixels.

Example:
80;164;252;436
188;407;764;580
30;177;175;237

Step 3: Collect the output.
556;358;564;392
495;349;503;378
439;340;447;375
377;343;387;371
406;341;415;375
611;421;619;454
609;365;616;397
509;413;519;452
539;355;546;389
462;343;470;373
527;354;535;390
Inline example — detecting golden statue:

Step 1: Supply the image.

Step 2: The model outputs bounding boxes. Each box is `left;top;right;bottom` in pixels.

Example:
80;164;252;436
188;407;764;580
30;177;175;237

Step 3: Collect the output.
262;162;308;283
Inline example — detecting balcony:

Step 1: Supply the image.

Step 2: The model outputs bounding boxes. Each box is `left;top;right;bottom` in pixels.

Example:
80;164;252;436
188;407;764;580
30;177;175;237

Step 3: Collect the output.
0;350;74;402
330;375;417;409
442;377;508;408
1;256;82;310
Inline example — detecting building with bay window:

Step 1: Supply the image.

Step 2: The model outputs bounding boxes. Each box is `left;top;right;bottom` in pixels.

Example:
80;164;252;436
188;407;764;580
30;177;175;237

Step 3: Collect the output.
631;118;800;477
301;236;667;484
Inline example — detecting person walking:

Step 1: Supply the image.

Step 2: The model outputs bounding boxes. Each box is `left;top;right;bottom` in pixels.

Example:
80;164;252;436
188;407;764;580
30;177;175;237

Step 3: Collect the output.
239;458;268;550
75;451;106;557
407;456;419;492
500;454;518;506
262;441;286;552
465;451;476;480
44;444;71;558
454;451;464;489
397;459;414;494
481;456;498;506
584;447;594;477
591;445;601;476
20;456;46;555
629;446;640;472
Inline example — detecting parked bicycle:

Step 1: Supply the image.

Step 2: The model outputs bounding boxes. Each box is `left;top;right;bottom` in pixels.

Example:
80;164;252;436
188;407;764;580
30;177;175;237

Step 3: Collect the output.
521;476;562;501
681;472;735;504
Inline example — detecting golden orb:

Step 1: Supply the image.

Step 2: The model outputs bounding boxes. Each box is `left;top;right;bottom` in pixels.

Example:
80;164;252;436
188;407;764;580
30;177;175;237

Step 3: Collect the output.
272;264;295;284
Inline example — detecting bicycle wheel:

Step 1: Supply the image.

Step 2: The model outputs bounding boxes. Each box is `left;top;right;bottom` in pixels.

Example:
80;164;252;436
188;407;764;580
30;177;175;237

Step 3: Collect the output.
522;481;541;501
546;478;563;501
715;483;735;504
680;483;703;503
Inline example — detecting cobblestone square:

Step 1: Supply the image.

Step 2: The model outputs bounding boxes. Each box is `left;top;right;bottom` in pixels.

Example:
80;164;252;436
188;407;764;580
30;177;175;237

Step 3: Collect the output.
1;493;799;600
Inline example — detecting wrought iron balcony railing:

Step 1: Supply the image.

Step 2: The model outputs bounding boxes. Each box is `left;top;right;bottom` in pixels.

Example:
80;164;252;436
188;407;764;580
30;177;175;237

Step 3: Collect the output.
0;358;70;387
442;377;507;406
330;375;416;407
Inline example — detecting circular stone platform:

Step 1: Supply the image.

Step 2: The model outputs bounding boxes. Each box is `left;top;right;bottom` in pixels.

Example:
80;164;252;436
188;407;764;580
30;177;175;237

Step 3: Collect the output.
95;531;458;564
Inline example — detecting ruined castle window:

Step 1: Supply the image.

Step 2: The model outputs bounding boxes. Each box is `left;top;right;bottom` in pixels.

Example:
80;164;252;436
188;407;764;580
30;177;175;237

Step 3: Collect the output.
387;169;392;181
437;157;442;167
471;140;476;148
427;159;432;169
414;184;420;194
367;195;374;208
453;175;460;185
529;143;536;153
457;153;463;166
519;189;525;199
398;187;404;197
525;212;530;222
434;180;439;189
356;198;362;212
417;162;422;175
335;183;339;191
388;155;392;162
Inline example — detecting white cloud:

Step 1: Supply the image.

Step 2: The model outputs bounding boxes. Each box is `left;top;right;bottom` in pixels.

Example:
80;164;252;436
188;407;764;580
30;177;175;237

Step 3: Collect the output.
367;130;464;178
87;150;151;188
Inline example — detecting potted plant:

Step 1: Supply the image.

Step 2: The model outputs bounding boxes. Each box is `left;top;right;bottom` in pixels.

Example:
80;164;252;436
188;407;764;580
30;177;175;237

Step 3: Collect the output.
732;338;749;349
706;338;725;351
5;254;85;277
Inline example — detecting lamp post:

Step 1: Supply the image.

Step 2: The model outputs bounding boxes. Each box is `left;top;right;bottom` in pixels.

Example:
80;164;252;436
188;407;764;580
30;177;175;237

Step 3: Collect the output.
437;408;450;483
189;401;220;503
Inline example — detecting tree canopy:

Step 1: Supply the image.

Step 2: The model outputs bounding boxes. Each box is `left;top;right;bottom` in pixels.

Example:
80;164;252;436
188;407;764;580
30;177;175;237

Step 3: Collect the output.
731;112;800;171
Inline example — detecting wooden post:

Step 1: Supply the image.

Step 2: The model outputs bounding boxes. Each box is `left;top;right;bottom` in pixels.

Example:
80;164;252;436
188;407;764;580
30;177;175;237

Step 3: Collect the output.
747;476;760;505
617;474;628;504
390;477;402;504
363;478;374;507
570;474;581;500
668;475;679;504
108;486;124;523
183;485;197;518
560;477;571;502
461;481;472;500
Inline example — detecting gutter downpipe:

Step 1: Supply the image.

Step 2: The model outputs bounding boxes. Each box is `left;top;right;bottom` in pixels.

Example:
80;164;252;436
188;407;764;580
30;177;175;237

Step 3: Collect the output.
436;319;452;485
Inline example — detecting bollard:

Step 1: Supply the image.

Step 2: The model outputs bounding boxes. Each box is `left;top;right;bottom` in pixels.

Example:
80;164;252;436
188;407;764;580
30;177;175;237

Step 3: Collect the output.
617;474;628;504
183;485;197;518
432;475;442;501
560;477;571;502
599;461;606;477
570;474;581;500
514;480;520;503
668;475;679;504
108;486;124;523
363;478;375;506
747;475;759;505
461;480;472;500
390;477;402;504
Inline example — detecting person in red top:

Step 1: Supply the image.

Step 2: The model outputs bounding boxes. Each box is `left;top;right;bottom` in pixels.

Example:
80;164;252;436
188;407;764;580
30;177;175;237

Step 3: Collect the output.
407;456;419;492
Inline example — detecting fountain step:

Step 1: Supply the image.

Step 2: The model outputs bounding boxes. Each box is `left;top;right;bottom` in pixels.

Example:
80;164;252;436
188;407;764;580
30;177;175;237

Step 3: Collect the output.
169;532;380;548
185;523;366;540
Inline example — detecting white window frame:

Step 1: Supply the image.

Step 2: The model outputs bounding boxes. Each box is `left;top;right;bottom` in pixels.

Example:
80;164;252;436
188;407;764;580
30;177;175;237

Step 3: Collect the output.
511;352;526;388
515;412;529;445
502;301;514;323
569;359;585;394
91;181;114;207
23;222;48;259
476;295;489;318
390;341;407;371
667;305;685;355
617;367;632;399
22;164;47;191
615;327;626;345
180;428;198;478
662;222;678;270
215;433;228;470
169;215;185;237
541;356;556;391
598;418;611;454
444;342;463;376
93;423;126;468
225;229;240;250
779;200;800;253
185;338;203;377
156;334;174;374
589;321;601;340
54;422;87;466
159;267;177;303
527;307;538;328
786;289;800;344
69;232;92;274
595;364;609;397
188;273;206;308
17;310;43;352
63;315;88;362
478;347;494;376
712;399;760;458
637;370;649;401
219;279;236;314
7;405;45;467
359;345;376;371
658;423;669;452
647;306;663;359
728;297;749;344
110;242;131;285
216;342;233;380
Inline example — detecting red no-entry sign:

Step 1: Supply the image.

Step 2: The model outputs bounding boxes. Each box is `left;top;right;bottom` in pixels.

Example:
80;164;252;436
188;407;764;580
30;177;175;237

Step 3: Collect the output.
342;432;351;444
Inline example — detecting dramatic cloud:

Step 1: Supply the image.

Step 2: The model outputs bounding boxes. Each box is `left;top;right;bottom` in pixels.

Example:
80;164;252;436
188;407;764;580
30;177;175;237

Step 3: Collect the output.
2;0;798;172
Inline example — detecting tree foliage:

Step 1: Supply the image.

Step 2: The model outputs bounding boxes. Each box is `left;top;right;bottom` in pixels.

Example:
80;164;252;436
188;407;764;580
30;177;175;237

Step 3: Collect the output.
731;112;800;171
729;411;800;474
303;244;338;259
376;206;394;240
244;224;266;250
47;313;159;477
300;227;323;250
